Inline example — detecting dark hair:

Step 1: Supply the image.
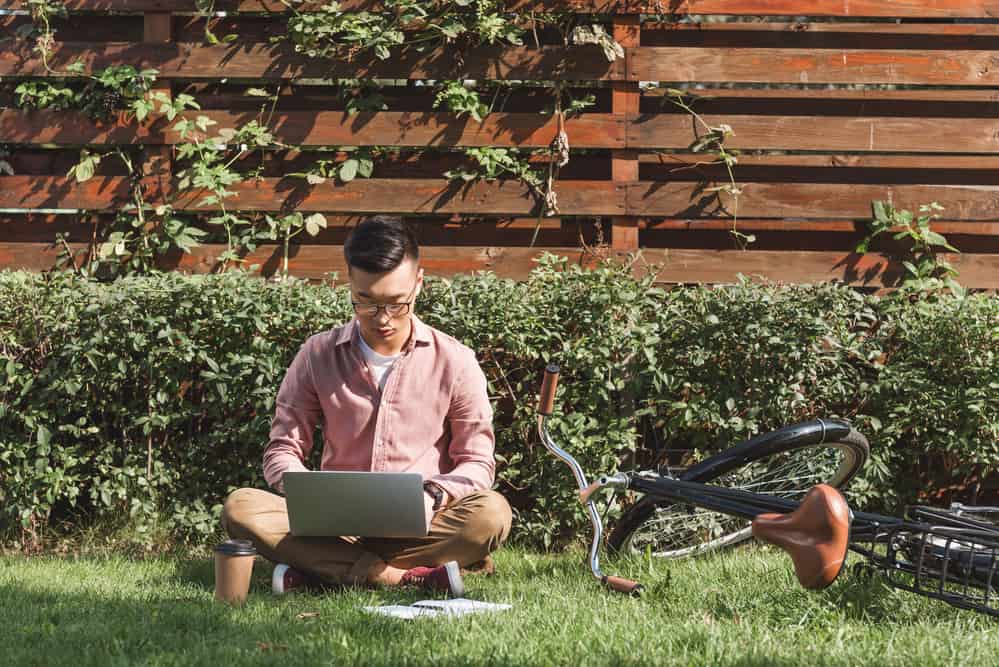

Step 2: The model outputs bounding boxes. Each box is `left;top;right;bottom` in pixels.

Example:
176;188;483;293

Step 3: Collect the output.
343;215;419;273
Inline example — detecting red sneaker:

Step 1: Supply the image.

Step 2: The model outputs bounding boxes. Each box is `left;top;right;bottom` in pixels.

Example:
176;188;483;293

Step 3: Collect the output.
271;563;313;595
400;560;465;597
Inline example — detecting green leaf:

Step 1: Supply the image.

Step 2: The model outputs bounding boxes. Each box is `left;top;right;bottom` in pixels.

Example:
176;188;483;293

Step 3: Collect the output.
339;159;359;182
872;200;888;222
304;213;327;236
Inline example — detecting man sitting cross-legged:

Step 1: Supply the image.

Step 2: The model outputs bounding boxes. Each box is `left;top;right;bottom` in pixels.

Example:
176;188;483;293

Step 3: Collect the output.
221;216;512;596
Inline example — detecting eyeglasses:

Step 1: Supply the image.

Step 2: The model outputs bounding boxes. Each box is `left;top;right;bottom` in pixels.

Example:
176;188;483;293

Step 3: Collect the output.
351;283;418;318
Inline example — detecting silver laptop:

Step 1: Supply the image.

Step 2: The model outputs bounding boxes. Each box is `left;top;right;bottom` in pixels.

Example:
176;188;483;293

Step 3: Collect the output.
283;471;429;538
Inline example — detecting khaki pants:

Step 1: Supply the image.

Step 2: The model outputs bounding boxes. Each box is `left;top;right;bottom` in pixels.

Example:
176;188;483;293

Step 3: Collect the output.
221;487;512;586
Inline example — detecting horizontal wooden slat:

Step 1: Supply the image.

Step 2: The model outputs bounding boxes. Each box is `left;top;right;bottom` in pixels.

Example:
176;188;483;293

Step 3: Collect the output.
0;213;601;246
628;182;999;220
3;213;993;238
0;42;621;80
641;87;999;106
172;84;611;114
0;242;612;279
641;21;999;51
641;219;999;235
643;248;999;288
640;156;999;187
645;22;999;40
642;85;999;105
12;109;999;155
639;221;999;253
1;148;612;180
0;110;625;148
631;48;999;86
8;177;999;222
0;16;143;42
5;241;996;287
628;114;999;153
641;154;999;171
8;43;999;86
2;0;998;17
0;177;625;215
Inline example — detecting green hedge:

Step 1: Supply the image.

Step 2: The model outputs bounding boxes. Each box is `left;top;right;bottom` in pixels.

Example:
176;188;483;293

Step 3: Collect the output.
1;258;996;548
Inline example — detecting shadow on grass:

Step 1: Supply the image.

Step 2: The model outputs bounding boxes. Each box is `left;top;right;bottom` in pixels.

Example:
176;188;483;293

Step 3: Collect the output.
0;575;473;665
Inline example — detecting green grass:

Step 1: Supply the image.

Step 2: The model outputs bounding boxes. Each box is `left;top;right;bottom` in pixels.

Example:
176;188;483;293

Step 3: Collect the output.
1;544;996;666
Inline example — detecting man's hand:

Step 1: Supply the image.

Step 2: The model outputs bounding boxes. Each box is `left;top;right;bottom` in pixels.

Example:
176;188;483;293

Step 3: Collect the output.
423;484;450;527
424;490;437;527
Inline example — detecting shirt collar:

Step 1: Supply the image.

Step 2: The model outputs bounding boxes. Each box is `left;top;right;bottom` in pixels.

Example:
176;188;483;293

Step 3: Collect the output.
334;315;432;350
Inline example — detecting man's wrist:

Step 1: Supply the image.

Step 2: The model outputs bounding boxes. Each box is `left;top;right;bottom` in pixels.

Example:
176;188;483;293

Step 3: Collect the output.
423;481;447;511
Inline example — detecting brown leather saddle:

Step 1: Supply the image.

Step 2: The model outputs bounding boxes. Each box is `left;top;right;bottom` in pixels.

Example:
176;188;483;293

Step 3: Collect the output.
751;484;852;590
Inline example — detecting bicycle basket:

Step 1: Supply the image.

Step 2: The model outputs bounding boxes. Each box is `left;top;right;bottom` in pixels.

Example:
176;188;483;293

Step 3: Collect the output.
881;523;999;617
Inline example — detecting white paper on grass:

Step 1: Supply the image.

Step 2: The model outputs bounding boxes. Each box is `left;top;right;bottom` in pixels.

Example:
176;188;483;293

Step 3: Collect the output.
363;598;512;619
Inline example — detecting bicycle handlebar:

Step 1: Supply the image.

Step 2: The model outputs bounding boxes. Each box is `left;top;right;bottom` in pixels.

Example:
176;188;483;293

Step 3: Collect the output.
538;363;560;416
537;363;642;596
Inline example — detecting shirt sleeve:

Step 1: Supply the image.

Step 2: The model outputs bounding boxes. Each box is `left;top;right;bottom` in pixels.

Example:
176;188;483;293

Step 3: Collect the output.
262;338;322;494
428;349;496;501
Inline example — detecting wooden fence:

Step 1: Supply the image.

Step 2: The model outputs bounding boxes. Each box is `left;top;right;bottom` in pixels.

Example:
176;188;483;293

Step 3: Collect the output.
1;1;998;287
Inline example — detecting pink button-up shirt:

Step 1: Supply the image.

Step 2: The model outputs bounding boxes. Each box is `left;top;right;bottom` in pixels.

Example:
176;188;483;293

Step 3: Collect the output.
262;314;496;501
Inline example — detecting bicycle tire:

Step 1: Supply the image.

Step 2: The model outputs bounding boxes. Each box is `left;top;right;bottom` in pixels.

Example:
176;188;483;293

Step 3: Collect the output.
608;419;870;558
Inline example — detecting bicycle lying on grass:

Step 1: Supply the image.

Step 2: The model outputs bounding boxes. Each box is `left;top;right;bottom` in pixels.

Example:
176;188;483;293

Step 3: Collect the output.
537;364;998;618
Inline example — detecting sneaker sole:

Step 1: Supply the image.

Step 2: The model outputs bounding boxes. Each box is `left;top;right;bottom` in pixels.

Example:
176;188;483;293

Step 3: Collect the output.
445;560;465;597
272;563;291;595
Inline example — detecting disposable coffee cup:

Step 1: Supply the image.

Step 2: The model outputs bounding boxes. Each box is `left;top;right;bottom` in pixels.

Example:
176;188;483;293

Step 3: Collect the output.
214;539;257;605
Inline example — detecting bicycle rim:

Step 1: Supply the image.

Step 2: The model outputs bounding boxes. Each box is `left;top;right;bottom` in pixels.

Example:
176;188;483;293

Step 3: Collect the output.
609;428;869;558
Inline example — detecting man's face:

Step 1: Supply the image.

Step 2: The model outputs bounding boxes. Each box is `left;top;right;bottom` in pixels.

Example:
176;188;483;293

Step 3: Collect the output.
349;258;423;351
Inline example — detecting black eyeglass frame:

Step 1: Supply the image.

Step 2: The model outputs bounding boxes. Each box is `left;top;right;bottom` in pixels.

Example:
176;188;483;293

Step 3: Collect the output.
350;282;419;318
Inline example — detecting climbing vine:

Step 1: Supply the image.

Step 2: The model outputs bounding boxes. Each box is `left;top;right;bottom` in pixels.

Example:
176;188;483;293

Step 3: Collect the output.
11;1;753;277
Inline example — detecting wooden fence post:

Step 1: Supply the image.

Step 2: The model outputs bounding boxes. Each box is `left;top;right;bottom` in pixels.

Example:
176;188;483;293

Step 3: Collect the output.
143;11;173;197
611;14;640;252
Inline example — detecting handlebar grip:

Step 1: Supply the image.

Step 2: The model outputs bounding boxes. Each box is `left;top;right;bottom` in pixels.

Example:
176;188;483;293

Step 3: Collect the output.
602;576;643;596
538;363;560;416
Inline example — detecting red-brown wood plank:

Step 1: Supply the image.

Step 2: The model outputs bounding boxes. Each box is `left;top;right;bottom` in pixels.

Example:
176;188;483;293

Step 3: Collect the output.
0;213;601;246
0;145;610;180
640;21;999;52
143;12;173;185
7;109;999;155
8;178;999;220
627;182;999;221
638;221;999;253
644;22;999;40
0;176;625;215
0;213;597;247
2;1;998;18
171;83;611;114
0;242;608;279
0;42;622;81
627;114;999;153
640;154;999;171
0;15;143;42
640;87;999;106
611;14;640;252
641;248;999;288
631;48;999;86
639;156;999;187
0;110;625;149
4;242;997;288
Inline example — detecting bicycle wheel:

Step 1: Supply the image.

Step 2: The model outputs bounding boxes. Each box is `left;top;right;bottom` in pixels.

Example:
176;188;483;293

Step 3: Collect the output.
608;419;869;558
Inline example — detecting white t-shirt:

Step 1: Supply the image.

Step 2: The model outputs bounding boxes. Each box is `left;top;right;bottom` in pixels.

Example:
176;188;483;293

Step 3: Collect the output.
357;334;401;393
